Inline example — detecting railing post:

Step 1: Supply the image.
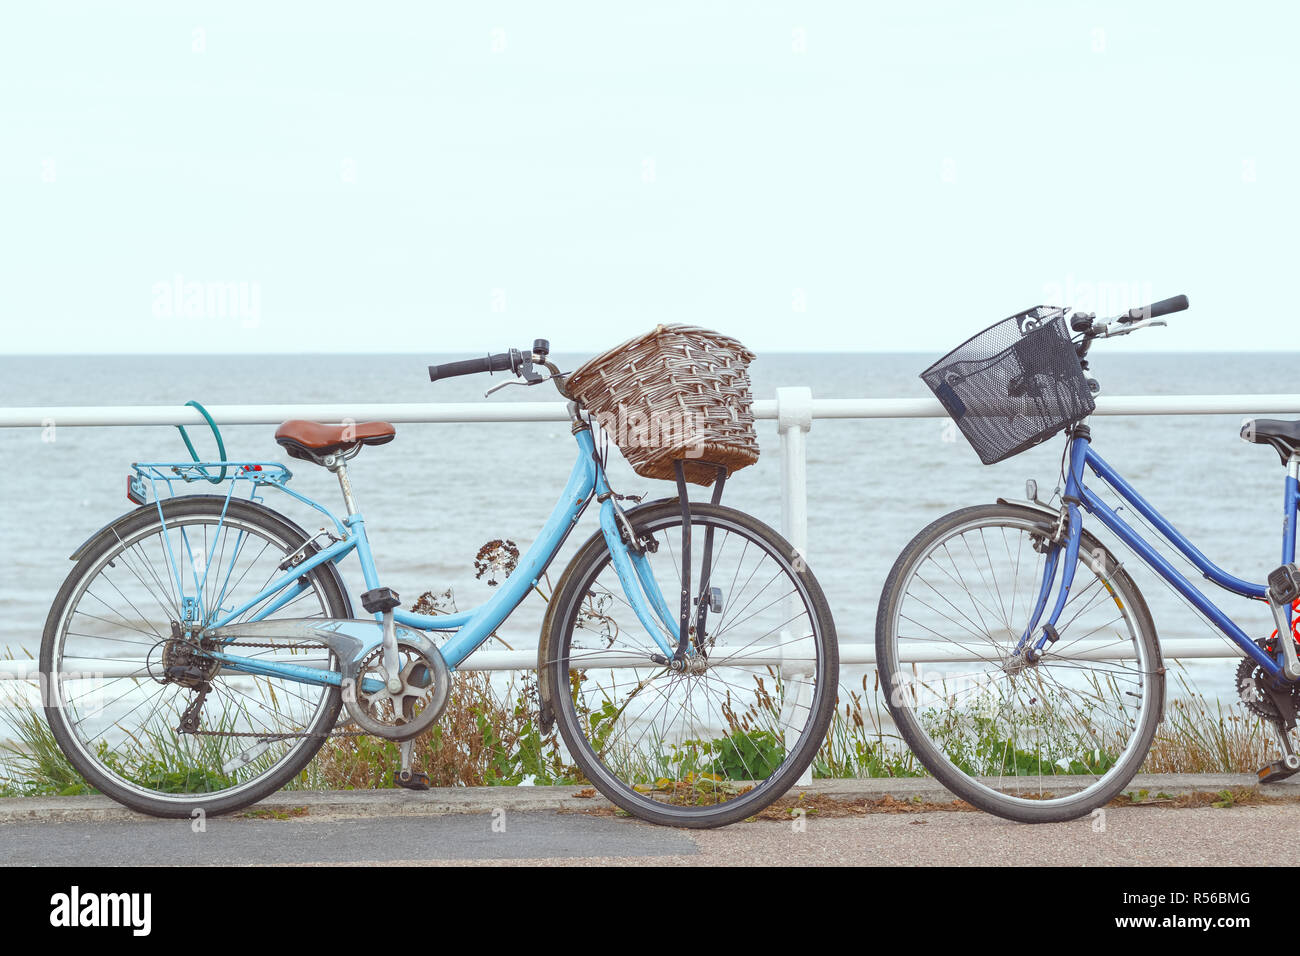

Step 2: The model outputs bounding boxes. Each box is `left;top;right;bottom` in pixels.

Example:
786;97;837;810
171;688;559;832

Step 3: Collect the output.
776;386;815;786
776;386;813;561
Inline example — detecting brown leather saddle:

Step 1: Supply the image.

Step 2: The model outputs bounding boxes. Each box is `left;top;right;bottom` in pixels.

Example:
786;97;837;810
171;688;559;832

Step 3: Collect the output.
274;420;396;463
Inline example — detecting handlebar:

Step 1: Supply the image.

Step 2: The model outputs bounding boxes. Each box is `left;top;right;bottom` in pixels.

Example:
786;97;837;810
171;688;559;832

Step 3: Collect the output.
427;339;571;399
1072;293;1188;368
1120;294;1189;323
427;351;518;381
1077;293;1189;341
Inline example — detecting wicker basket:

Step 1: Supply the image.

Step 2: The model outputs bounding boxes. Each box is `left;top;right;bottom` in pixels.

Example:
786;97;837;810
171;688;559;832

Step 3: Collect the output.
567;324;759;485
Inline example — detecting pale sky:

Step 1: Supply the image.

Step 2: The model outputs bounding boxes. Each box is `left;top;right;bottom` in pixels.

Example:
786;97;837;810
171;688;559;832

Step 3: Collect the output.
1;2;1296;354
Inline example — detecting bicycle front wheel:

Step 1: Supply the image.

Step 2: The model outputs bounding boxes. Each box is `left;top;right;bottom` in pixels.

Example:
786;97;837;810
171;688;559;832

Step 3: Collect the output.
41;496;351;817
876;503;1164;822
545;500;838;828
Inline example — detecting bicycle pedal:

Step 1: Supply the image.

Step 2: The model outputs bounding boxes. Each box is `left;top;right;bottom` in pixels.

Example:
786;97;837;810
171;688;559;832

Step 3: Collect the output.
1268;563;1300;606
394;769;431;791
1256;760;1300;784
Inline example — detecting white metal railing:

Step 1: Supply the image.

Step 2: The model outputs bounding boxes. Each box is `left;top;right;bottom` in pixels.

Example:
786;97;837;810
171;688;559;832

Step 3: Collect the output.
6;392;1300;428
3;388;1300;684
0;637;1258;681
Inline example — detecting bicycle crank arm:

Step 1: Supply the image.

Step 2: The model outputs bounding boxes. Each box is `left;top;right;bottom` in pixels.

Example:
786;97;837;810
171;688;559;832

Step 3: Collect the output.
1267;600;1300;681
381;610;403;694
394;738;432;790
1258;722;1300;784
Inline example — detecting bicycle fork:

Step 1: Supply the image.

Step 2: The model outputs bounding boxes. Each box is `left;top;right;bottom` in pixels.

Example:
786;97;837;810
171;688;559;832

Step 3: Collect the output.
592;461;727;667
1013;434;1091;668
1012;500;1084;667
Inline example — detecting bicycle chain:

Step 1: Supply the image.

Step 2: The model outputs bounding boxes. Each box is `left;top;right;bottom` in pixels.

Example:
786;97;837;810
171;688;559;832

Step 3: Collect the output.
180;640;367;741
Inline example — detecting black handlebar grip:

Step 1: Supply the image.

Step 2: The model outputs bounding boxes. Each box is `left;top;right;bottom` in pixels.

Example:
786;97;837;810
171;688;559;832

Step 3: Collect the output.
428;351;515;382
1125;294;1189;322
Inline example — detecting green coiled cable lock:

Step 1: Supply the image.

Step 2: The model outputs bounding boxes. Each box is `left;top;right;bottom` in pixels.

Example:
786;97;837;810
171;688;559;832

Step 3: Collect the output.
174;400;228;483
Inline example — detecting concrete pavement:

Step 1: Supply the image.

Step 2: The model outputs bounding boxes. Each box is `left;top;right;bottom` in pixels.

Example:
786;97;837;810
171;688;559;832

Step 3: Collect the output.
2;801;1296;866
1;772;1296;824
2;774;1297;865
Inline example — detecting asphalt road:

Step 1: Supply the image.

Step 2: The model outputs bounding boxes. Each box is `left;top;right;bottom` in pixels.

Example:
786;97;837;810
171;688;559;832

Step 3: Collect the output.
3;803;1295;866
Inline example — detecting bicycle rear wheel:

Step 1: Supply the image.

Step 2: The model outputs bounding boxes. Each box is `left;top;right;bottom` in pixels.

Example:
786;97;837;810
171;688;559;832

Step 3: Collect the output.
545;500;838;828
41;496;351;817
876;503;1164;822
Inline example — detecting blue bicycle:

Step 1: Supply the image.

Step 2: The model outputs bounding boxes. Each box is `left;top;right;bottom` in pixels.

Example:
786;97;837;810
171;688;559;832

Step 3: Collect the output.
41;341;837;827
877;296;1300;821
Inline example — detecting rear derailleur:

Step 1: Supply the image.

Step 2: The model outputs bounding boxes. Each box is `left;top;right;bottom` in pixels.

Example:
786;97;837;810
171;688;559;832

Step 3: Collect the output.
153;623;220;734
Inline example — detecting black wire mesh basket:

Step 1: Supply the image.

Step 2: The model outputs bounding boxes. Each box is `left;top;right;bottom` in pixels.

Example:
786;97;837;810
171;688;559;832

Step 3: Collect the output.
921;307;1096;465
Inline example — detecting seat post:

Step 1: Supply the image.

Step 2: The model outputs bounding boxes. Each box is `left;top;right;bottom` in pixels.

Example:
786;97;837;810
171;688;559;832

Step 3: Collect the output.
323;454;359;515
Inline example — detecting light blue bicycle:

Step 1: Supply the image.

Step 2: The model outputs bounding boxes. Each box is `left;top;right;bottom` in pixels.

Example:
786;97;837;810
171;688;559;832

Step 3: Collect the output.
40;341;837;827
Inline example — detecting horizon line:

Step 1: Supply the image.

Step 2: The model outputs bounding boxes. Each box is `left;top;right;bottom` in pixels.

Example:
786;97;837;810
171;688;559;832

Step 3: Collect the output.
4;348;1299;358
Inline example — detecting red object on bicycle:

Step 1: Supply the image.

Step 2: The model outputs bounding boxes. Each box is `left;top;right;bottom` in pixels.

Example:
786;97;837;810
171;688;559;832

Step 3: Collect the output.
1268;598;1300;643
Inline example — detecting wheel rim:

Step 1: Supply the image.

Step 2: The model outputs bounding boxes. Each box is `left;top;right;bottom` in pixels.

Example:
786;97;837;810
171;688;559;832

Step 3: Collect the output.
885;513;1158;812
48;509;343;806
556;510;832;819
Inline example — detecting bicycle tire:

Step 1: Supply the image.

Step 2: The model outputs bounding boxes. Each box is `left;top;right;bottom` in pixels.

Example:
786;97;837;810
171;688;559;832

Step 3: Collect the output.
545;500;838;828
876;502;1164;823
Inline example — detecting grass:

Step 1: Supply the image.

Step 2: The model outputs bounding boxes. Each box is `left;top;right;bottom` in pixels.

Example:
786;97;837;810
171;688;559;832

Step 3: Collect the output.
823;662;1279;781
1142;672;1276;774
0;697;92;797
238;805;309;820
299;669;584;790
0;674;1289;798
814;671;926;778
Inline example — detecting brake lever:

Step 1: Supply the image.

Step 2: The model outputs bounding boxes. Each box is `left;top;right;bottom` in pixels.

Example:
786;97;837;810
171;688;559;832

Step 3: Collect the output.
484;369;568;398
1100;317;1167;337
483;346;546;398
484;379;529;398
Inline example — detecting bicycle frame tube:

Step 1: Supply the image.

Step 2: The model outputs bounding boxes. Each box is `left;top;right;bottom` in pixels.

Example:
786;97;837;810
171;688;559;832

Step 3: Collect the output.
206;534;359;630
1084;445;1270;599
1025;432;1293;677
1284;458;1300;556
1284;458;1299;631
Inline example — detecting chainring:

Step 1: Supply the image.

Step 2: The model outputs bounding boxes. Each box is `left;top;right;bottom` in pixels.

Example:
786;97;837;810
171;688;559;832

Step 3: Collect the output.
343;638;450;741
1236;637;1300;721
